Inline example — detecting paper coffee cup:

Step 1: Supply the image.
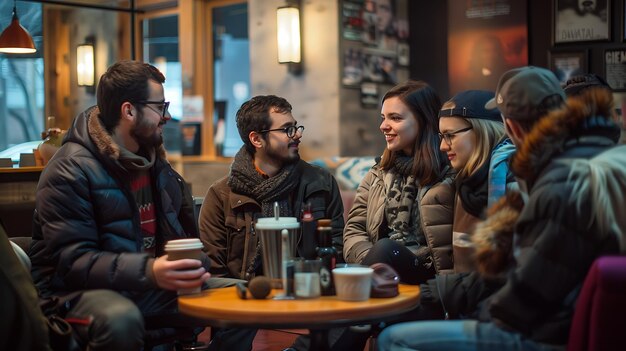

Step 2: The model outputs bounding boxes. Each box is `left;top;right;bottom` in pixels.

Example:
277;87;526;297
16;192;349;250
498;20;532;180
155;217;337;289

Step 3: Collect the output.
165;238;204;261
164;238;204;295
332;266;373;302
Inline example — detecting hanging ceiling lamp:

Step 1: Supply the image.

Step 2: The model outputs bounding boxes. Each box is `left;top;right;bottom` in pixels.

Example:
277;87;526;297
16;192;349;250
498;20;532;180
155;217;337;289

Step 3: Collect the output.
0;0;36;54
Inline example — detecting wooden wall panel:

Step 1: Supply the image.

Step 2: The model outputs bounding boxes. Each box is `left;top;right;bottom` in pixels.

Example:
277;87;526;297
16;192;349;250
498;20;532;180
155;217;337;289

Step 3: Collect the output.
44;9;72;130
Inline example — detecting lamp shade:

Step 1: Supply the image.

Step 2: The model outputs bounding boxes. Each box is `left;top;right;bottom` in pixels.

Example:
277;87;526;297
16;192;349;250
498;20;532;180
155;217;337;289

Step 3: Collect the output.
0;12;36;54
77;44;95;86
276;6;301;64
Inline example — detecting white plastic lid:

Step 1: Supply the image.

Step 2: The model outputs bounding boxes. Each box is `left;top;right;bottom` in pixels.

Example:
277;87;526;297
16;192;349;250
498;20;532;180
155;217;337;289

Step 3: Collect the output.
333;266;374;275
254;216;300;230
164;238;203;251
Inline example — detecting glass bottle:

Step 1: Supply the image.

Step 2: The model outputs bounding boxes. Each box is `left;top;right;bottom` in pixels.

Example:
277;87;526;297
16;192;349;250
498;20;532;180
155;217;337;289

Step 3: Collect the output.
317;218;336;296
300;202;317;259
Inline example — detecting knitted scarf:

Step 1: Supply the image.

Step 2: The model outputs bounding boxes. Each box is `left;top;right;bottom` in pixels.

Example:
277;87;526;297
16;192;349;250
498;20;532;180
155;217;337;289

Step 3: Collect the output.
228;146;301;275
117;147;155;172
458;157;489;218
118;147;157;254
228;146;300;217
385;155;423;246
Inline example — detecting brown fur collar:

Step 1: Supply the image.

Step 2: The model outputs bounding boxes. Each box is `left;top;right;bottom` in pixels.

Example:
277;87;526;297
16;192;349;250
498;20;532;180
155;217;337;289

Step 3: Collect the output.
86;107;167;161
511;88;614;184
87;107;121;161
472;191;524;278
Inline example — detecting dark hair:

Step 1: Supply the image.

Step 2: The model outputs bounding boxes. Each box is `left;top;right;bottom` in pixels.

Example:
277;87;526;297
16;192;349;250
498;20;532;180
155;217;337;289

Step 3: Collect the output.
380;80;447;186
236;95;293;154
563;73;611;97
96;60;165;133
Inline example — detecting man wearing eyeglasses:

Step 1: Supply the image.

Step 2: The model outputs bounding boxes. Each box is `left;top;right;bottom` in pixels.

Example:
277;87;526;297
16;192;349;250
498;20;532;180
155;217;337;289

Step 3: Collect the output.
30;60;254;351
199;95;345;282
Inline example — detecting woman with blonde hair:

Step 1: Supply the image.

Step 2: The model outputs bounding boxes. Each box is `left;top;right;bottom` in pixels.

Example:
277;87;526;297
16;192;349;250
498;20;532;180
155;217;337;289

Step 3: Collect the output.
343;80;455;284
438;90;516;272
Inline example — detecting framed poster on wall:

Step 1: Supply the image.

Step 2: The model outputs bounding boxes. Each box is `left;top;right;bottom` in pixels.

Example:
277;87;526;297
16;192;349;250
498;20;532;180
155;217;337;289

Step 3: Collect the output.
604;49;626;92
447;0;528;94
548;50;588;83
554;0;610;44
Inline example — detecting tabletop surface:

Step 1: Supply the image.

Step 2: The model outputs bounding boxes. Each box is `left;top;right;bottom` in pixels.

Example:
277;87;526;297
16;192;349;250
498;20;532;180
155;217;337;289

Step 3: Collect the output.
178;284;420;327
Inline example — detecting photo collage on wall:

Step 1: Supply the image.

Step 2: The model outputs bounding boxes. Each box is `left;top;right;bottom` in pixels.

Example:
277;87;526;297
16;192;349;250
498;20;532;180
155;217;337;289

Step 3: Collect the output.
341;0;409;91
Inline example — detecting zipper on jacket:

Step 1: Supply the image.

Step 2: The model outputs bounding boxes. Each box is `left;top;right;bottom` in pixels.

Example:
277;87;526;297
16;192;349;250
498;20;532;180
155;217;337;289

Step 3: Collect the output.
435;275;450;320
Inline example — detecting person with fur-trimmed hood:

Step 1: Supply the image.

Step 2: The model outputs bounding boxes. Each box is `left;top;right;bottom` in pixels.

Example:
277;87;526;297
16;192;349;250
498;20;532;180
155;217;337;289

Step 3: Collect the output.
377;67;626;351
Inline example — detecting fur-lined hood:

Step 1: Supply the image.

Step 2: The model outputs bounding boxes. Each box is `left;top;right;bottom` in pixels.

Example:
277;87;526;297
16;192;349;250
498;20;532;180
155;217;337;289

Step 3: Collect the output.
471;88;620;276
64;106;167;165
472;191;524;277
511;88;619;187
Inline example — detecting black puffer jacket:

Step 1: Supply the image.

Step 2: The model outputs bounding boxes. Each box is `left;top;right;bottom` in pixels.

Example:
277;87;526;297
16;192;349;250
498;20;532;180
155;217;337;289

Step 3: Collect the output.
481;88;624;345
30;107;202;300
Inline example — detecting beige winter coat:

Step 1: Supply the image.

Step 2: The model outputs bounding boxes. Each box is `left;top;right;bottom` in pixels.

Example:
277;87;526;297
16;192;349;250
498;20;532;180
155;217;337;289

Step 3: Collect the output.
343;164;455;274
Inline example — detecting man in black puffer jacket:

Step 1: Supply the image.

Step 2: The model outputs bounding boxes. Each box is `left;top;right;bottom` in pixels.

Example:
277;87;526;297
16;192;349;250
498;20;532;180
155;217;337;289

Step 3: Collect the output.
30;60;254;351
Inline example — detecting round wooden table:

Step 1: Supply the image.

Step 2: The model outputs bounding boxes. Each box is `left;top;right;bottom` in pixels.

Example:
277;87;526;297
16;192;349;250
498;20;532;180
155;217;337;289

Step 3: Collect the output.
178;284;420;350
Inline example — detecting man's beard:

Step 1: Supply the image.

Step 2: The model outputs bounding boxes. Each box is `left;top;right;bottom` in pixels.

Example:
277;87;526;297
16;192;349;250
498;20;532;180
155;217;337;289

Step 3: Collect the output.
131;111;163;149
265;140;300;166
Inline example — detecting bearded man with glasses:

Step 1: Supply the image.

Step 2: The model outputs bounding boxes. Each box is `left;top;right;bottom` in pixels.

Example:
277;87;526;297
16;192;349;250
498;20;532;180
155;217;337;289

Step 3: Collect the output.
30;60;255;350
199;95;345;283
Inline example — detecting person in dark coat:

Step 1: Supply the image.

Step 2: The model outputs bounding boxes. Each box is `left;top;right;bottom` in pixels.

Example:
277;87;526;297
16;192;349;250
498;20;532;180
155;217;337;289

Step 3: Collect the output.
30;60;254;351
377;67;626;351
1;224;52;351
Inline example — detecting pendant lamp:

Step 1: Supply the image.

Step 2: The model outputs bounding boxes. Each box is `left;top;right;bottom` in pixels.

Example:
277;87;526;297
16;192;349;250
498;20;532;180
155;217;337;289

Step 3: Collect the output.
0;0;36;54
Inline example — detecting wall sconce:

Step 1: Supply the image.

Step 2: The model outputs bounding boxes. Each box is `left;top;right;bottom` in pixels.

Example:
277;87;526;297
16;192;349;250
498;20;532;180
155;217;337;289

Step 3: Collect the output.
276;1;302;75
77;36;95;93
0;0;36;54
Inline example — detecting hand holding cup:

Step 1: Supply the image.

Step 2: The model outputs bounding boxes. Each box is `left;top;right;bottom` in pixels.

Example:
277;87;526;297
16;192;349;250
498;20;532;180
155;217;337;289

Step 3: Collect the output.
154;238;209;295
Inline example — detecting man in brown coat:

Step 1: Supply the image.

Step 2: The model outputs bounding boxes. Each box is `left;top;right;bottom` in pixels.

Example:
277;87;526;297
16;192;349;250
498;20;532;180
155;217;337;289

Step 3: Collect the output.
198;95;344;281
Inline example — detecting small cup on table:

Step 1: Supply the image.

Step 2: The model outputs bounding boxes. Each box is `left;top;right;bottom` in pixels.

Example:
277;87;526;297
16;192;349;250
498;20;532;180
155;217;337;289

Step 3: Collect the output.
164;238;205;296
293;258;322;299
332;265;374;301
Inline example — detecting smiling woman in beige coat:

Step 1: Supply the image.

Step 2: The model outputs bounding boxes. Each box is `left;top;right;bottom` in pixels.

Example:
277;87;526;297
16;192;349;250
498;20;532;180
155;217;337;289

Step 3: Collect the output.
343;80;455;284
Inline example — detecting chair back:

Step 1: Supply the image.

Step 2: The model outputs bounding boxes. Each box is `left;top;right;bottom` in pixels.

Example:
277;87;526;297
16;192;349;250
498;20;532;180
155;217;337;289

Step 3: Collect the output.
567;256;626;351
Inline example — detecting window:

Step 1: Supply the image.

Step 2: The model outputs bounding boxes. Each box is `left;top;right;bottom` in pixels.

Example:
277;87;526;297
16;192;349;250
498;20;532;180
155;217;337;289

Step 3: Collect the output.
142;14;182;121
0;1;43;153
141;11;183;155
210;1;250;157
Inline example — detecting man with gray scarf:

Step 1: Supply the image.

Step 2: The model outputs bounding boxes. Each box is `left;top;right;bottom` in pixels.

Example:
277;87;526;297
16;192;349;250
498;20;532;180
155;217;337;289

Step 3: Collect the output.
199;95;344;281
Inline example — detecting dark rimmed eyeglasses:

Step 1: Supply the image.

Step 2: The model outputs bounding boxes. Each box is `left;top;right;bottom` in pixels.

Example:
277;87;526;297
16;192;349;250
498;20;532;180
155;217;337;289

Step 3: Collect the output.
257;125;305;139
438;126;473;146
136;100;170;118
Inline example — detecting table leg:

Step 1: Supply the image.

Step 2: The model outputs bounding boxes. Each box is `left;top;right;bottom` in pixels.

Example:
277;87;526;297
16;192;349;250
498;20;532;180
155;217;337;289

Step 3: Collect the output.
309;328;329;351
